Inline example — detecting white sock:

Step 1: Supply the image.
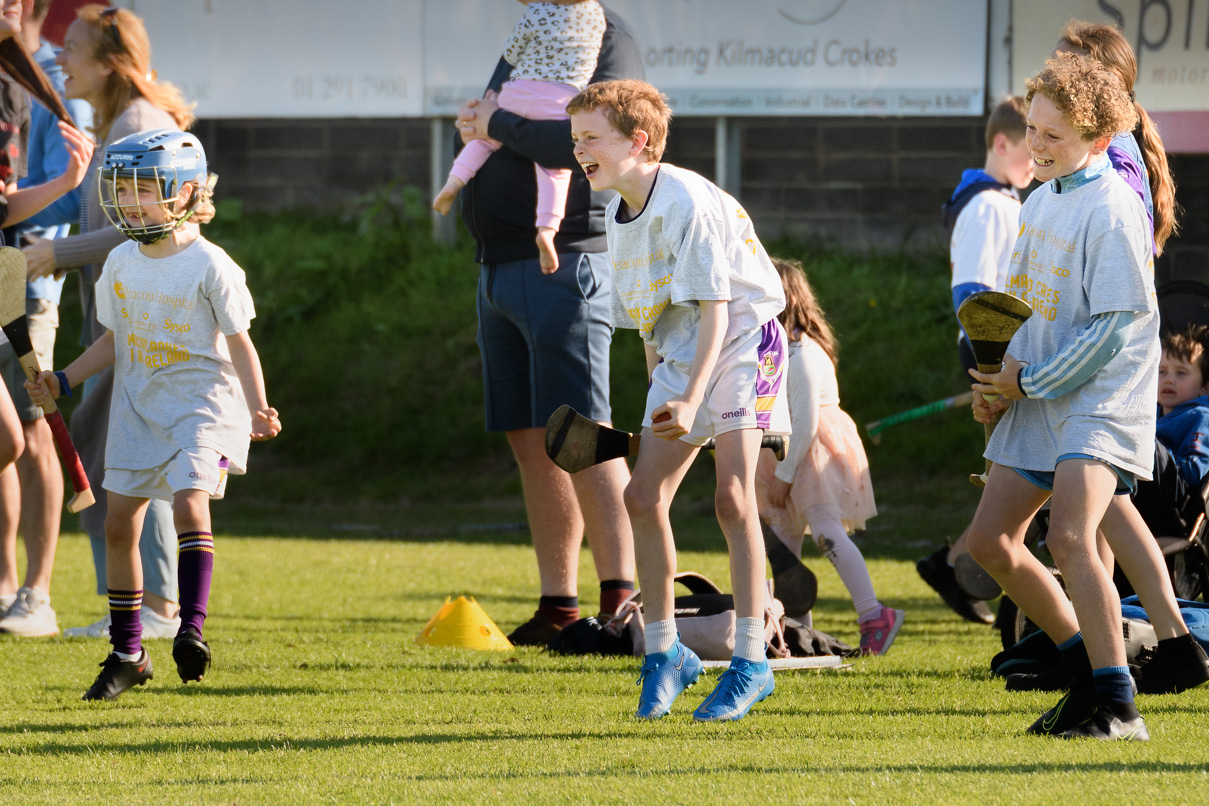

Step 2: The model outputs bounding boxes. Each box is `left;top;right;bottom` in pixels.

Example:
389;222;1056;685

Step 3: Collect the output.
809;516;880;619
644;618;677;655
114;649;142;662
733;616;765;662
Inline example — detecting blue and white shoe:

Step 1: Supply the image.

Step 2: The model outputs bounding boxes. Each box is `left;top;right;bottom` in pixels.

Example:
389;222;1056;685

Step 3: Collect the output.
693;656;774;722
636;641;702;719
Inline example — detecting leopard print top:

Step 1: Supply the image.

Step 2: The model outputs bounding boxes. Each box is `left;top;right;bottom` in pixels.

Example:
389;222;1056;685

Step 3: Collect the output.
503;1;606;90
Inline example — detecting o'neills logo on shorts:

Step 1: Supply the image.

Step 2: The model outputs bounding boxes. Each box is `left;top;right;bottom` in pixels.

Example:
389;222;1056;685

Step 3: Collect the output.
722;408;752;419
189;471;216;482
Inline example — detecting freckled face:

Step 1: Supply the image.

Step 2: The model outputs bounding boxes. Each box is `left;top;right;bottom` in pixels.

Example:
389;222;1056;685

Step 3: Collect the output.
570;107;634;193
1026;93;1099;182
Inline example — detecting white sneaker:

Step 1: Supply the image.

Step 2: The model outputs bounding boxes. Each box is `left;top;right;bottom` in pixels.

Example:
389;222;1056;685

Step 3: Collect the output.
62;608;182;639
0;586;59;637
0;592;14;618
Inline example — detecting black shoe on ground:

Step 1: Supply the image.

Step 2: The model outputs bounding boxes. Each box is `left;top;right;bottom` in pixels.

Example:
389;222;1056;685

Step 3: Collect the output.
916;546;995;624
507;613;563;647
762;523;818;616
173;628;211;682
1137;636;1209;695
82;650;153;701
1058;708;1149;741
1026;686;1095;735
1005;660;1074;692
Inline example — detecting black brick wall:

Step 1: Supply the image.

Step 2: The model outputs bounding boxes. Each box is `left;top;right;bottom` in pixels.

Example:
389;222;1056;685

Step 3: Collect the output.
193;116;1209;276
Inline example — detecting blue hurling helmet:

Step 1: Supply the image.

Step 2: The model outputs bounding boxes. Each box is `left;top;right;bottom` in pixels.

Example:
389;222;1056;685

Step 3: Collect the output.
99;129;208;244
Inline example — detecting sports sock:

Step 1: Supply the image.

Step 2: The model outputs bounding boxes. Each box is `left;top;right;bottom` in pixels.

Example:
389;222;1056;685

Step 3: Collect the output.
809;516;879;619
733;616;765;662
537;595;579;629
108;589;143;656
1092;665;1139;719
599;579;635;618
1057;632;1094;685
644;618;677;655
178;532;215;637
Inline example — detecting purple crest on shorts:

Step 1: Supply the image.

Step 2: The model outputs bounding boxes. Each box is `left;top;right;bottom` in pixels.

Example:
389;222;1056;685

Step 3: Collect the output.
755;319;787;430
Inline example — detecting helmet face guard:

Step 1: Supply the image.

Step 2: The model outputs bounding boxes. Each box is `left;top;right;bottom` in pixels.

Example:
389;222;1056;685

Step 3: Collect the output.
99;129;207;245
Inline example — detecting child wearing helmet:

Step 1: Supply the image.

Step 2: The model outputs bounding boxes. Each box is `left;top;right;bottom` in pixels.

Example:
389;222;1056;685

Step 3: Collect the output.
25;128;282;702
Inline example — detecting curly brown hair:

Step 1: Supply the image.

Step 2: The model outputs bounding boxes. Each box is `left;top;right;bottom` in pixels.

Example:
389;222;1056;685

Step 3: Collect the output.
1025;52;1137;140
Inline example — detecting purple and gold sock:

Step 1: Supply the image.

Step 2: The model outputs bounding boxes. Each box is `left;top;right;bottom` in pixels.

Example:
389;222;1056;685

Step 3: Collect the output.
108;589;143;656
178;531;215;637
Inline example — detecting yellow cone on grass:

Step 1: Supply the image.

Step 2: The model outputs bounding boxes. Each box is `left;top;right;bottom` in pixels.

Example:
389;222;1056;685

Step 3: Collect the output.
415;595;514;651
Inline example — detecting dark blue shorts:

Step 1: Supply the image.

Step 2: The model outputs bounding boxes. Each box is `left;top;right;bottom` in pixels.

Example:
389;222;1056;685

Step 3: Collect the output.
1013;453;1137;495
476;252;615;432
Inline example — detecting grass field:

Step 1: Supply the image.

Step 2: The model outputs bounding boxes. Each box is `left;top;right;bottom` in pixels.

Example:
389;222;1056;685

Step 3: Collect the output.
3;493;1209;805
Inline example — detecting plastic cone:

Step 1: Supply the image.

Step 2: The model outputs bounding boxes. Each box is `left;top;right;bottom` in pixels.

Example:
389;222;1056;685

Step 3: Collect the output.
415;595;514;651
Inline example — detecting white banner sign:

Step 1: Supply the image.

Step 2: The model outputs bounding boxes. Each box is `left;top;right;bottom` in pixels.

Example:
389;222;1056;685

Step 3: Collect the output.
129;0;985;119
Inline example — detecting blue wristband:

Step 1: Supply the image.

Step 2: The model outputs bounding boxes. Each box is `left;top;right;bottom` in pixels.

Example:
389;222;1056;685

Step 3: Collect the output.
53;371;72;399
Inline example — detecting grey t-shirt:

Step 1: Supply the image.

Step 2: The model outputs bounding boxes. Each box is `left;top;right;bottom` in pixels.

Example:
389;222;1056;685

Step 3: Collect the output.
96;236;257;473
986;159;1159;478
604;163;784;368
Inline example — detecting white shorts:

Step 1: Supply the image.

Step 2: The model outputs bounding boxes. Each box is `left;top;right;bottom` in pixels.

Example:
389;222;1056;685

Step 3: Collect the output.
104;447;230;502
644;319;789;446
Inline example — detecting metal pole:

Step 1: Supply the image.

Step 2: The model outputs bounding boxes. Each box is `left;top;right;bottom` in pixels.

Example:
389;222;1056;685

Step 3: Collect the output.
430;118;456;245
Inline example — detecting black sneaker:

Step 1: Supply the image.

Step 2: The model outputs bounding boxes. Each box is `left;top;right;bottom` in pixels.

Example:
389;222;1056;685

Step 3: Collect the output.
916;546;995;624
1059;708;1149;741
761;523;818;616
1137;636;1209;695
507;613;562;647
1026;686;1095;735
1005;660;1074;692
82;650;153;701
173;628;211;682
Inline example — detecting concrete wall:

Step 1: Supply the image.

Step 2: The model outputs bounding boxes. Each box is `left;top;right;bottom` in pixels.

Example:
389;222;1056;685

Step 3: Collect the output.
193;116;1208;282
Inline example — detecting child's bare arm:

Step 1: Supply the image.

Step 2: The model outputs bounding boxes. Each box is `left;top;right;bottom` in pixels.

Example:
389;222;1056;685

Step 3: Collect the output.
2;123;93;228
24;329;116;405
651;300;727;439
225;330;281;441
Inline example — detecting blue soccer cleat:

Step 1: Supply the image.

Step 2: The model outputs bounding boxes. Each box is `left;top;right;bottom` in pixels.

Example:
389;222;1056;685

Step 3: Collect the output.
636;641;702;719
693;656;774;722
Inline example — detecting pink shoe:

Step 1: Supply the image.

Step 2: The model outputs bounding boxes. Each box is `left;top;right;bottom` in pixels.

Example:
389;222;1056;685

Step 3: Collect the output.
859;606;904;656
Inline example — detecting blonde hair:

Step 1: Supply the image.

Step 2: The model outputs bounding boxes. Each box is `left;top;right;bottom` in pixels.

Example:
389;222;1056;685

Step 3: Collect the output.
1058;19;1179;255
1025;52;1137;140
771;258;837;366
566;79;671;163
75;4;195;143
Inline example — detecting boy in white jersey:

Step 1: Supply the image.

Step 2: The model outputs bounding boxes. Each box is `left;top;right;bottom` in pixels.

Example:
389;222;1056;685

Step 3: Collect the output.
967;54;1156;740
567;79;787;722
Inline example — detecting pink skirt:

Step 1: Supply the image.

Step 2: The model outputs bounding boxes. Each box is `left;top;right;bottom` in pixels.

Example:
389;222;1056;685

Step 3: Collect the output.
756;405;877;537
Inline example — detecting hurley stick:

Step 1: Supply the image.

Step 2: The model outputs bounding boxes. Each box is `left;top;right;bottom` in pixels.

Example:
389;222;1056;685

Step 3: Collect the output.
957;291;1033;488
544;404;788;474
0;247;94;511
864;390;975;444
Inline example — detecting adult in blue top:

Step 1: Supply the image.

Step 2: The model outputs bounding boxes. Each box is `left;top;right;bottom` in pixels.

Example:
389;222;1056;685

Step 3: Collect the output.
453;5;643;645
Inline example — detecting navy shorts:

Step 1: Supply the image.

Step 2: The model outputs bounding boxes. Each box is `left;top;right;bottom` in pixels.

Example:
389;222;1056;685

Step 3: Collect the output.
476;252;615;432
1013;453;1137;495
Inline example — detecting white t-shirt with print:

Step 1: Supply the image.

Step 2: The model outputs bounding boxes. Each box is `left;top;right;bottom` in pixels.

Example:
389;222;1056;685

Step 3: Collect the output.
950;189;1021;291
95;236;256;474
605;163;785;368
986;164;1159;478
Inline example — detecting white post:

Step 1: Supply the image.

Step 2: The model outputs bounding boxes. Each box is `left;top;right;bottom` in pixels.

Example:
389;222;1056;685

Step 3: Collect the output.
431;118;456;245
715;116;729;192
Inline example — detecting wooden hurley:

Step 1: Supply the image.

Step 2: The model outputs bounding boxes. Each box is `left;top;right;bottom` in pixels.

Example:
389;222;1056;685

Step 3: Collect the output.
957;290;1033;488
544;404;788;474
0;247;93;512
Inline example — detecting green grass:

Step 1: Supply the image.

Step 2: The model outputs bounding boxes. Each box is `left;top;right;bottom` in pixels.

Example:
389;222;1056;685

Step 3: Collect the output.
3;515;1209;805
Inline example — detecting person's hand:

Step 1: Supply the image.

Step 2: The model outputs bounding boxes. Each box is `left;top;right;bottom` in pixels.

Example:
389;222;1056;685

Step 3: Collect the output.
57;122;95;189
650;398;696;440
456;90;499;144
23;236;57;280
766;476;792;509
24;370;59;406
251;407;282;441
969;353;1026;416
